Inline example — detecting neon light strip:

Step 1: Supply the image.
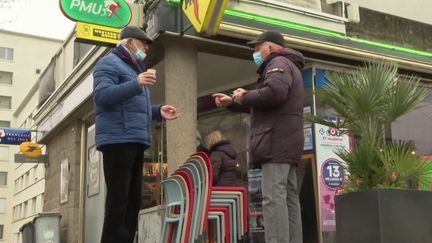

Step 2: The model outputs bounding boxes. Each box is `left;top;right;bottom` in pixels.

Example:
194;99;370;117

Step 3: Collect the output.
165;0;432;58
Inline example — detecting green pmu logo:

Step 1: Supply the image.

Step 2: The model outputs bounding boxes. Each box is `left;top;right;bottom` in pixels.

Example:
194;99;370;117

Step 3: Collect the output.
60;0;131;28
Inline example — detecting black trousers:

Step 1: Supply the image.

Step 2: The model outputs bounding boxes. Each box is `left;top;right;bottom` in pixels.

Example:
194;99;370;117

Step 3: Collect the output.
100;143;145;243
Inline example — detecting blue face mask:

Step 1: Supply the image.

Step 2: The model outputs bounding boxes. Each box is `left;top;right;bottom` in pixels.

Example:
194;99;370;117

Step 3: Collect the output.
253;51;264;66
133;41;147;61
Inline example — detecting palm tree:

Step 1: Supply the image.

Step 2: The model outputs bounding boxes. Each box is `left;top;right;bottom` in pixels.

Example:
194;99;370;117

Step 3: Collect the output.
309;62;432;191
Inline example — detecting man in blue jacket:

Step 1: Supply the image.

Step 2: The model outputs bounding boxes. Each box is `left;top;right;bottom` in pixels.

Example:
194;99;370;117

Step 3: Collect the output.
93;26;179;243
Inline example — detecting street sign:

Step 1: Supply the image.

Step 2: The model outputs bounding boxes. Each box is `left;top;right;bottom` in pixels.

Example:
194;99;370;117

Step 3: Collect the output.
15;154;48;164
75;22;121;46
60;0;132;28
0;128;31;145
182;0;228;36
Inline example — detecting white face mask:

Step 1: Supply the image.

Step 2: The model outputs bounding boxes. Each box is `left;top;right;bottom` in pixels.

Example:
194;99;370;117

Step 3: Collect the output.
132;40;146;61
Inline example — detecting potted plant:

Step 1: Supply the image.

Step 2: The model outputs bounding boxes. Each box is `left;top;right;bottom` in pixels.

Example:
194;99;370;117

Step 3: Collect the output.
308;62;432;243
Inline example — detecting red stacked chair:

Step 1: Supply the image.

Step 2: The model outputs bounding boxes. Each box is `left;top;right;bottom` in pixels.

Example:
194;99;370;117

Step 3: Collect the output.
161;152;248;243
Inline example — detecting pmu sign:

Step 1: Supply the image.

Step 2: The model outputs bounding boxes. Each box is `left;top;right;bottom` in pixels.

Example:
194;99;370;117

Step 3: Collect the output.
60;0;132;28
182;0;228;36
75;22;121;45
0;128;31;145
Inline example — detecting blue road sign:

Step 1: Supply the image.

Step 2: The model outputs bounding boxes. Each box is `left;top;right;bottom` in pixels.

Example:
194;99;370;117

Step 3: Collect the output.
0;128;31;145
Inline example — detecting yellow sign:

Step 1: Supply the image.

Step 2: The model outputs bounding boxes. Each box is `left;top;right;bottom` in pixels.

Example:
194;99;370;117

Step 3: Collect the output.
19;142;42;158
182;0;228;36
75;22;121;45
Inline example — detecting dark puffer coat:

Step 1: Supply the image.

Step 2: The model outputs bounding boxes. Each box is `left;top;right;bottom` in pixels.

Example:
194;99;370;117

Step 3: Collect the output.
209;141;241;186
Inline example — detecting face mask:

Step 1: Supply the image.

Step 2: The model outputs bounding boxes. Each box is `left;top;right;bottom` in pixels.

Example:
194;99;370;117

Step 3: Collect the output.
133;40;147;61
253;51;264;66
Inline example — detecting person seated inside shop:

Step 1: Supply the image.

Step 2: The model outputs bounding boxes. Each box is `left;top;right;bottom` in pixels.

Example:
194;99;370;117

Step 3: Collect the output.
205;130;242;186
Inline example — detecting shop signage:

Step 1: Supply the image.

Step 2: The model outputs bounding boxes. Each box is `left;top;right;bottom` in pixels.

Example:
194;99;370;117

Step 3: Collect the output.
60;0;132;28
0;128;31;145
19;142;42;158
15;154;48;164
75;22;121;45
315;123;350;232
303;105;314;151
182;0;228;36
322;158;345;189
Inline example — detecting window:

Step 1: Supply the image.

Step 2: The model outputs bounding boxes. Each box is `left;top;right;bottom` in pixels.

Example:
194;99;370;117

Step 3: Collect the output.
31;197;36;215
26;117;33;129
14;206;19;220
0;120;10;127
0;172;7;186
18;204;22;219
25;172;29;187
0;95;12;109
0;198;5;213
23;201;27;218
0;146;9;161
15;179;18;192
33;166;38;181
0;224;3;239
0;47;14;60
0;71;12;85
392;89;432;155
40;194;44;210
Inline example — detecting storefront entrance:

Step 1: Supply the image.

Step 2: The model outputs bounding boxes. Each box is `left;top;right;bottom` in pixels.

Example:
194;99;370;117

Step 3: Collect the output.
197;110;320;243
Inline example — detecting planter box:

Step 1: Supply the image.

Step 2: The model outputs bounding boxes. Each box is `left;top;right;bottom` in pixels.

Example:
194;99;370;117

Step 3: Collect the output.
336;189;432;243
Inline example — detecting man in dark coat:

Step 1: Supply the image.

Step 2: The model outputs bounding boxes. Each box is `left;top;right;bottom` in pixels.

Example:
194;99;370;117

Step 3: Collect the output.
93;26;179;243
213;30;304;243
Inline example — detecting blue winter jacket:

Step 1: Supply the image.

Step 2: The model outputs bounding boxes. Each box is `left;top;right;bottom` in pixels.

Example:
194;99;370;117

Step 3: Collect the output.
93;45;162;150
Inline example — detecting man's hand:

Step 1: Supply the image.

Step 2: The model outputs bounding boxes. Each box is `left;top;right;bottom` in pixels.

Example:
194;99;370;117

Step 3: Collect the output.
212;93;233;107
161;105;180;120
232;88;247;104
137;70;156;87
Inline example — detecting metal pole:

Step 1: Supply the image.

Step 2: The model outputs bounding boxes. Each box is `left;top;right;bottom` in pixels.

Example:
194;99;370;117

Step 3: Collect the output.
78;123;86;243
159;120;165;205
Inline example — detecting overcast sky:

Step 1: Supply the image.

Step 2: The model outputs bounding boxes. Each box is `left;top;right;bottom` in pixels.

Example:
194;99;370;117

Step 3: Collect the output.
0;0;75;40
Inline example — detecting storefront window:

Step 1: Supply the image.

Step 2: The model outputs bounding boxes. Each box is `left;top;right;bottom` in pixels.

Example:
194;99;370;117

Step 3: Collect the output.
141;122;167;209
196;66;318;242
258;0;345;18
198;110;250;186
392;89;432;156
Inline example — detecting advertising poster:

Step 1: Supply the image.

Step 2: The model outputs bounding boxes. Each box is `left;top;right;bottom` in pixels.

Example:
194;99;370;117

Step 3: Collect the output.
60;158;69;204
303;106;314;151
87;145;101;197
315;124;350;232
248;169;265;242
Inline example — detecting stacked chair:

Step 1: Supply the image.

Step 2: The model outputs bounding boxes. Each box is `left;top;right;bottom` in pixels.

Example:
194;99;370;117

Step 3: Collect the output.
161;152;248;243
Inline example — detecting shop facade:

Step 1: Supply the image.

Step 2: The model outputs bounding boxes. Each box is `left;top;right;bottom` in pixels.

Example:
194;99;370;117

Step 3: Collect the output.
32;1;432;242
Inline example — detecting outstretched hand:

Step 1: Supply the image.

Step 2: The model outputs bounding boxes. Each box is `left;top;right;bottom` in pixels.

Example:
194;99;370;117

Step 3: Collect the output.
161;105;180;120
212;93;233;107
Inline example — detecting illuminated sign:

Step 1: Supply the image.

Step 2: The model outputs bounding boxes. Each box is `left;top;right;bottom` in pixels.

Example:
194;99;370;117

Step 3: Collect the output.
75;22;121;45
182;0;228;36
60;0;132;28
0;128;31;145
20;142;42;158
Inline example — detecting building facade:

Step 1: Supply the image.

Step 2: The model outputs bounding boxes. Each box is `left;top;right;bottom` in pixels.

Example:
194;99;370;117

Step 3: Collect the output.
0;30;63;243
27;1;432;243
